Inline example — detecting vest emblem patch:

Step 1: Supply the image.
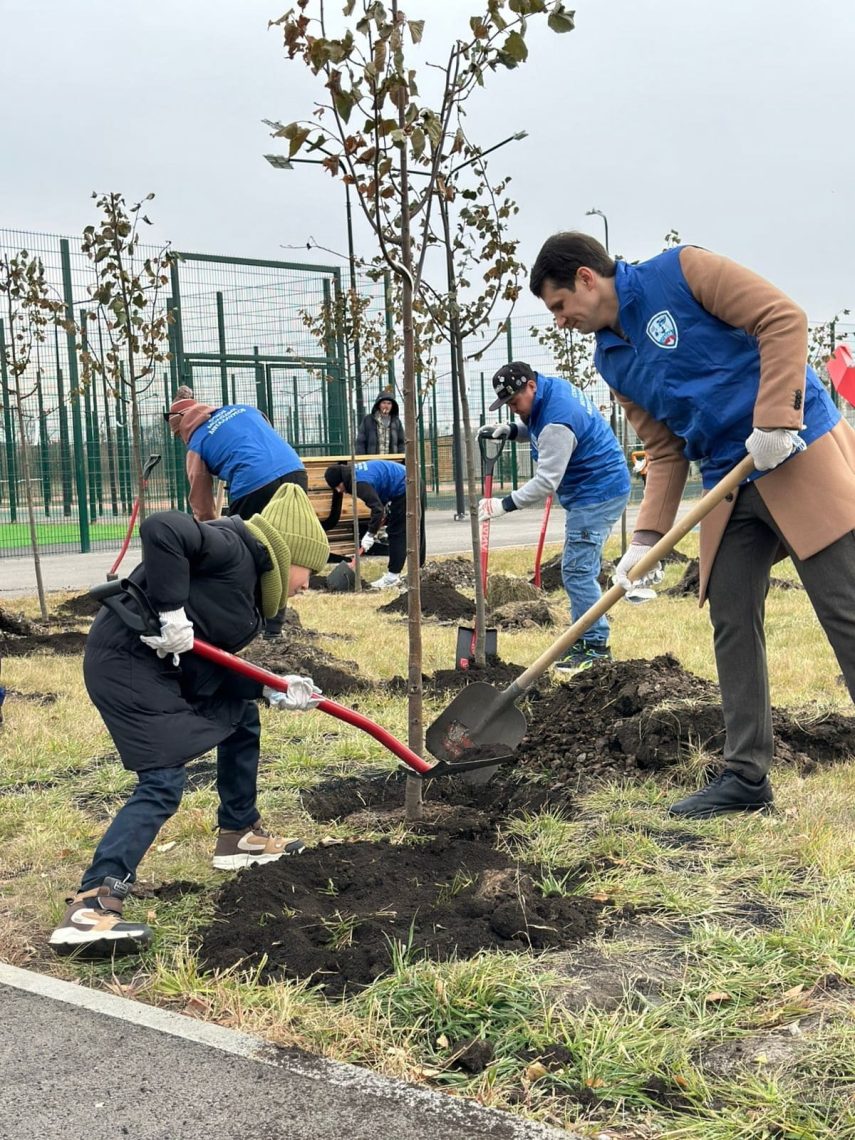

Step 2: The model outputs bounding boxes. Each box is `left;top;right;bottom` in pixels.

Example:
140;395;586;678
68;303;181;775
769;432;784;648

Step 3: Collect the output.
646;310;679;349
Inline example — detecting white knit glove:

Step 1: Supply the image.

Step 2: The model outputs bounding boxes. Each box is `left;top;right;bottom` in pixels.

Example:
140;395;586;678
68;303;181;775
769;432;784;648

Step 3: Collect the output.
140;607;194;665
614;543;662;592
360;532;376;553
478;497;508;523
477;423;517;442
745;428;806;471
263;675;322;711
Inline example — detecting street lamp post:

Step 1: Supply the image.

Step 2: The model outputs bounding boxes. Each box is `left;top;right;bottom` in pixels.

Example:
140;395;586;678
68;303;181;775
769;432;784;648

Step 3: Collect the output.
264;153;365;421
585;206;609;253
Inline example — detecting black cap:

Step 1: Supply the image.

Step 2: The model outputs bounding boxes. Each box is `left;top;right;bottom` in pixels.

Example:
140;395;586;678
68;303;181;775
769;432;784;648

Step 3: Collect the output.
489;361;535;411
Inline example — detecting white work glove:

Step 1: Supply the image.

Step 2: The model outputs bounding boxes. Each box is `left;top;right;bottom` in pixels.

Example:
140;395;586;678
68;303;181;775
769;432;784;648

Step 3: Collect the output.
360;532;376;553
614;543;662;592
477;422;518;442
478;497;508;524
263;675;322;711
745;428;806;471
140;607;194;665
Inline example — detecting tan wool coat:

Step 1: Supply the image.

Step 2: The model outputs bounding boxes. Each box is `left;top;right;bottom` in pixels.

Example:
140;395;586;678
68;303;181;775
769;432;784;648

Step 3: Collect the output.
613;247;855;602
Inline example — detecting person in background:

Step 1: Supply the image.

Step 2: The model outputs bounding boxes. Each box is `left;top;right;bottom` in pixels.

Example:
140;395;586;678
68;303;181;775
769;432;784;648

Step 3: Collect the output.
323;460;425;590
530;229;855;818
165;388;310;637
478;362;630;669
356;393;404;455
49;483;330;958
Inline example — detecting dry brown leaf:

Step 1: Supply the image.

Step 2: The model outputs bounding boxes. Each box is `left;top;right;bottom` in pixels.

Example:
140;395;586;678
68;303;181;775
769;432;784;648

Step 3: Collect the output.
525;1062;549;1082
705;990;732;1003
782;983;804;999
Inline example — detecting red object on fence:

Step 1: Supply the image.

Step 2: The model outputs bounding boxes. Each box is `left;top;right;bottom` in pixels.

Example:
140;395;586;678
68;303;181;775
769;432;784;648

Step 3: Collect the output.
827;345;855;408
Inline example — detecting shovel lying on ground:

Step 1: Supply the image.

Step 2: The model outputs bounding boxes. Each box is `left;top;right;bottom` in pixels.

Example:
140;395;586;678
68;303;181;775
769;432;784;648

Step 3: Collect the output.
455;433;504;668
107;454;162;581
88;578;504;780
427;455;756;775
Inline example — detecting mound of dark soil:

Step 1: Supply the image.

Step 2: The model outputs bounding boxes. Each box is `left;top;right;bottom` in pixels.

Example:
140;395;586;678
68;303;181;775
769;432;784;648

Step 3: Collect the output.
386;657;539;697
514;654;855;789
0;606;34;636
664;559;701;598
380;580;474;622
54;593;102;619
246;628;367;697
196;835;604;995
538;554;615;594
665;559;804;599
0;631;88;657
490;599;556;630
423;557;475;590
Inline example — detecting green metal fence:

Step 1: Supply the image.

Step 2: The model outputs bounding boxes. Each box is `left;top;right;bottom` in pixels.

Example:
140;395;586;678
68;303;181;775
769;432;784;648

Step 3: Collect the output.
1;225;852;557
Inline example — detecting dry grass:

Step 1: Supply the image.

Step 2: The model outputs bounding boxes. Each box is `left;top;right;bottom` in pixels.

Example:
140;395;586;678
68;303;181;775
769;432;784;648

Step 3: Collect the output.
2;541;855;1137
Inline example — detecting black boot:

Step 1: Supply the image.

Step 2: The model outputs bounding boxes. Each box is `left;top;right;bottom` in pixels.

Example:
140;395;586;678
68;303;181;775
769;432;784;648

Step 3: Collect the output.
668;769;774;820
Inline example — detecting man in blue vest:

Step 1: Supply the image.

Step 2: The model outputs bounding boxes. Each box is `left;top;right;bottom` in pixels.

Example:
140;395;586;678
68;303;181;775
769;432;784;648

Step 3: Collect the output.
165;389;308;637
478;362;631;669
323;460;426;589
530;231;855;818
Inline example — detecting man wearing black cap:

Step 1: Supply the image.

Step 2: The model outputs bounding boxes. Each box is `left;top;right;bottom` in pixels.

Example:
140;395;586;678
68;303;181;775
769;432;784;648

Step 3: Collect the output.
479;361;630;669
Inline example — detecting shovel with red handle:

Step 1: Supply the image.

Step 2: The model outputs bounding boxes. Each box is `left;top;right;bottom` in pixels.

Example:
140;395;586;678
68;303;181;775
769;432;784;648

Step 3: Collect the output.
531;495;553;588
107;454;162;581
88;578;507;780
455;432;505;669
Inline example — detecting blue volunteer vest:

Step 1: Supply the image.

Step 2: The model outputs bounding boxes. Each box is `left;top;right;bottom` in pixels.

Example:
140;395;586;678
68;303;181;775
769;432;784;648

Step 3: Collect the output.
527;374;630;508
594;250;839;488
354;459;406;501
188;405;304;500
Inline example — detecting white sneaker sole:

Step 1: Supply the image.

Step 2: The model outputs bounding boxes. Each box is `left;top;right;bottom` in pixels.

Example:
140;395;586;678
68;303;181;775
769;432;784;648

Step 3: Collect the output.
212;849;302;871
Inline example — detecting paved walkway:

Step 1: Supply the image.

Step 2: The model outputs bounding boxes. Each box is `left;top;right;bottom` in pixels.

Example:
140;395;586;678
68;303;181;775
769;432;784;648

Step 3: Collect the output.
1;963;575;1140
0;502;696;600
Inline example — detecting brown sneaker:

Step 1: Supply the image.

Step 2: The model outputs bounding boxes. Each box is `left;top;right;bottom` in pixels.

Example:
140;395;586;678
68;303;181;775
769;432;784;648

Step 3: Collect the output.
49;877;153;957
212;821;305;870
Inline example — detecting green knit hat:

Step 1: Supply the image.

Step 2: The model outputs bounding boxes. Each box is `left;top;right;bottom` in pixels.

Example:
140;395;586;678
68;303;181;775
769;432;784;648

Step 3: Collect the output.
244;484;329;617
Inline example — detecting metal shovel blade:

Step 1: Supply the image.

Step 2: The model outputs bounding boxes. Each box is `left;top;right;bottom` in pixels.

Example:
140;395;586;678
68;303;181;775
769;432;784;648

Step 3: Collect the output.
454;625;498;668
425;680;527;771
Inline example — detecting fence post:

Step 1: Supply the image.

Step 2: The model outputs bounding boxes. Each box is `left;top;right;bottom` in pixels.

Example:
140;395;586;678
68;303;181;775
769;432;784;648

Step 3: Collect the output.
216;290;229;406
60;238;90;552
0;320;19;523
265;364;275;428
35;368;51;515
292;375;300;446
169;257;190;389
79;313;99;522
253;348;267;418
52;323;73;517
383;271;397;393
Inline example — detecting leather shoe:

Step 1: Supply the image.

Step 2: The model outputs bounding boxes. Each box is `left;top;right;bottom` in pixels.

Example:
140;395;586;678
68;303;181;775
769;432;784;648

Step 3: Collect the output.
668;769;773;819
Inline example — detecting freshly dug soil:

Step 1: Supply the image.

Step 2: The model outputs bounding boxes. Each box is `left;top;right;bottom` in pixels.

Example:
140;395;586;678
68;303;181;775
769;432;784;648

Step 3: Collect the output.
665;559;804;599
380;580;474;622
386;657;539;697
490;599;556;630
245;624;369;697
0;606;34;636
196;835;604;995
54;593;102;619
486;574;540;608
0;631;88;657
538;554;615;594
513;654;855;789
423;557;475;590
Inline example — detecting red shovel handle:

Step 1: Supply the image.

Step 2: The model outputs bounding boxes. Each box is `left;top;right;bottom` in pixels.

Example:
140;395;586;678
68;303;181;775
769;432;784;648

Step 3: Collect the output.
191;638;433;776
533;495;553;588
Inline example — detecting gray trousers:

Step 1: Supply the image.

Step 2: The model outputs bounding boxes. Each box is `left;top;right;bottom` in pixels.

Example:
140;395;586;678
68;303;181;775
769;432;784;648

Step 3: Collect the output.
707;482;855;781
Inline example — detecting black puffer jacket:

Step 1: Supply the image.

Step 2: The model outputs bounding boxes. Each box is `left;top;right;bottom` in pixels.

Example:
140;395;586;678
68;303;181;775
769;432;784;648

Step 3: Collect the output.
84;513;270;772
356;395;404;454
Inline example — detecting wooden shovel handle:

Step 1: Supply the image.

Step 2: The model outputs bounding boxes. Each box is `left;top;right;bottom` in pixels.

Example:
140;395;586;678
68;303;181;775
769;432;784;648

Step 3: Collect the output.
511;455;756;695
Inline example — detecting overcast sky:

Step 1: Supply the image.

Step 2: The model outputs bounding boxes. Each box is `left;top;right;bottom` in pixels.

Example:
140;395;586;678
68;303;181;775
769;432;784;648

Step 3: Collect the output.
1;0;853;322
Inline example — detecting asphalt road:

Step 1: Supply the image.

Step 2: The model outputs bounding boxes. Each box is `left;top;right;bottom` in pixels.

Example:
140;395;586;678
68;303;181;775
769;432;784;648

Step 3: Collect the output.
1;965;575;1140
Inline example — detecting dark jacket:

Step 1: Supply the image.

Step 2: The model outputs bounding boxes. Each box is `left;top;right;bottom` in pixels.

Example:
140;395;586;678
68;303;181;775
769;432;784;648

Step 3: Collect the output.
84;513;270;772
356;396;404;454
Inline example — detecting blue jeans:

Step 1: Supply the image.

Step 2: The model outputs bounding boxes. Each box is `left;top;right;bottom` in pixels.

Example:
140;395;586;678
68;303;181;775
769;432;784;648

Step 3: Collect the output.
561;493;629;645
80;702;262;890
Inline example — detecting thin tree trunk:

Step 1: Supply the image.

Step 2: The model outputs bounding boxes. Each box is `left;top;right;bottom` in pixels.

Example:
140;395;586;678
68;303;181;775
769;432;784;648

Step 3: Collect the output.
393;43;425;821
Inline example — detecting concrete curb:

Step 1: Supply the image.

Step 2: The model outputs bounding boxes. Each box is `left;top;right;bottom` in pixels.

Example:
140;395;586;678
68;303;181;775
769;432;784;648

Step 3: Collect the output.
0;962;577;1140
